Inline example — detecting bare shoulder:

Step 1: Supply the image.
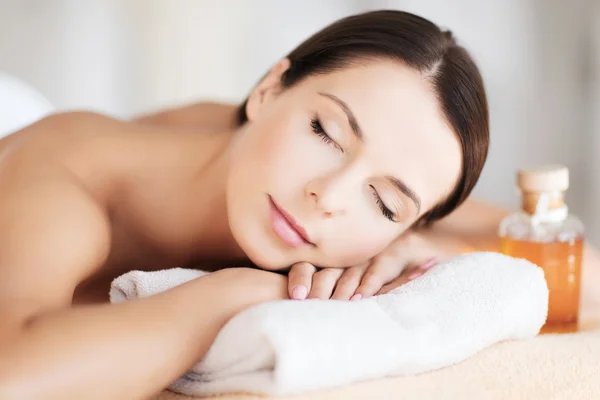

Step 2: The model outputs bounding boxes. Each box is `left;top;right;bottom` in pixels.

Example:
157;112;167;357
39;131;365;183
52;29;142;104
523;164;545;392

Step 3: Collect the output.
3;111;225;197
0;111;135;172
4;111;155;161
0;135;114;317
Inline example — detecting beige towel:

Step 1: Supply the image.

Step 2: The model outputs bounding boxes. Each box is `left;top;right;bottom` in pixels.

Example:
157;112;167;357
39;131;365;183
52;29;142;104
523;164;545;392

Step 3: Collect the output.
152;329;600;400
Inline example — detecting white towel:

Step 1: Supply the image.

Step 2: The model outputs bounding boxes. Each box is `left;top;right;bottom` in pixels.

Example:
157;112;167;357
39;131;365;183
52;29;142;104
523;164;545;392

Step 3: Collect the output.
110;251;549;397
0;72;55;137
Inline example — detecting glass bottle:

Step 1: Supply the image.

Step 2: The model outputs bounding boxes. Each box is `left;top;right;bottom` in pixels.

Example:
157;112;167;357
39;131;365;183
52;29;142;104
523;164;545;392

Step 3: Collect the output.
498;165;584;333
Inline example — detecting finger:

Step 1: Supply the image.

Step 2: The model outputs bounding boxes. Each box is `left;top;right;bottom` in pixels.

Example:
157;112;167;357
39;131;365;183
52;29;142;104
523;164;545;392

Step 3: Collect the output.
404;257;440;282
418;257;440;271
288;262;316;300
331;266;364;300
354;268;386;299
308;268;344;300
354;260;404;298
407;270;425;281
378;276;409;295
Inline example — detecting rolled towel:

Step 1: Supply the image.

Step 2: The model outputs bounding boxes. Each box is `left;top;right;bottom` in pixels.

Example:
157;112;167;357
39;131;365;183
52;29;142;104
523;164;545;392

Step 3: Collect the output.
110;251;549;397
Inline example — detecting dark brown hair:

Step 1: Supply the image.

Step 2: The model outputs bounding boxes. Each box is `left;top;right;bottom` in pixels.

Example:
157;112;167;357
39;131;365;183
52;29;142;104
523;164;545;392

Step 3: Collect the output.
236;10;489;227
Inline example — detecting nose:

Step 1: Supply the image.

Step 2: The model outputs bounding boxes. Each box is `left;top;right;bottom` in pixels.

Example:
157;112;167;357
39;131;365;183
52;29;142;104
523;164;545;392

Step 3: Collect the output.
305;173;351;218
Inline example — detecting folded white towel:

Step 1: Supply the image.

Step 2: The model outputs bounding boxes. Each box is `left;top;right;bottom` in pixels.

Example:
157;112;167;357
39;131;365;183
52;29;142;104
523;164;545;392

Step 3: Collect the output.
110;251;548;397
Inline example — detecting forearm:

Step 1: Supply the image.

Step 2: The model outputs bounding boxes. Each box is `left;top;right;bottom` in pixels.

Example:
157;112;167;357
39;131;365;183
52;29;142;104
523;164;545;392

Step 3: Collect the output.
0;273;245;400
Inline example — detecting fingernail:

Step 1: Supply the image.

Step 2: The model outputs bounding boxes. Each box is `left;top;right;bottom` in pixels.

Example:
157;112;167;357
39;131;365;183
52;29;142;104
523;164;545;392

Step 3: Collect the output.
350;294;362;301
408;272;421;281
292;285;308;300
420;257;440;270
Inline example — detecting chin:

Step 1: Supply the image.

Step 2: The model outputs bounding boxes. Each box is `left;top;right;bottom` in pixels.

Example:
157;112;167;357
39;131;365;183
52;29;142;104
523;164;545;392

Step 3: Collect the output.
239;237;290;271
227;217;288;271
226;196;291;272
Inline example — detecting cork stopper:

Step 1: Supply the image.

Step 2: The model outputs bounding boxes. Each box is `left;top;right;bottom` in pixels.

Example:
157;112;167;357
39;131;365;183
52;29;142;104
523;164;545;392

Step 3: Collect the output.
517;165;569;214
517;164;569;193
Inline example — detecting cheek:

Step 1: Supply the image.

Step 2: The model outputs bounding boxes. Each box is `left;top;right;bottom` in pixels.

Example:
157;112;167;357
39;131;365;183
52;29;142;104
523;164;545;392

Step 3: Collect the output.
238;117;330;193
229;124;291;188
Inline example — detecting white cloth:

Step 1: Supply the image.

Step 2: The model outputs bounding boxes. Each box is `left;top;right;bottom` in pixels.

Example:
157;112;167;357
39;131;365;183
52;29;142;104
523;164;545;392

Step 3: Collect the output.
110;252;549;397
0;72;54;137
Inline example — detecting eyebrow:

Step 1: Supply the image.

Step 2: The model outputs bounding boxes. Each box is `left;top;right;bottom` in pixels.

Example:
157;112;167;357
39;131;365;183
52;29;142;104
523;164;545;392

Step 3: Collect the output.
318;92;420;213
318;92;363;141
387;176;422;214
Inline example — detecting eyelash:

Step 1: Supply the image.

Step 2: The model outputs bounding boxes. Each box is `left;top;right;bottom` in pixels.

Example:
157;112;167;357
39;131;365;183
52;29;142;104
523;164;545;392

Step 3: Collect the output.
310;117;396;223
310;117;342;152
370;186;396;222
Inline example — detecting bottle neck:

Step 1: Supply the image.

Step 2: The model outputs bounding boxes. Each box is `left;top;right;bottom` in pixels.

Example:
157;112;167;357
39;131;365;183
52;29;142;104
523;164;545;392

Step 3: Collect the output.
520;190;567;221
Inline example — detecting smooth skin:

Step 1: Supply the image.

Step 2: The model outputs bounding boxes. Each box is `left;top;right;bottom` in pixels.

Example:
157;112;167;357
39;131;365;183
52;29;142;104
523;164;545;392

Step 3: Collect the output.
0;113;291;400
225;59;461;299
139;96;452;301
0;59;463;399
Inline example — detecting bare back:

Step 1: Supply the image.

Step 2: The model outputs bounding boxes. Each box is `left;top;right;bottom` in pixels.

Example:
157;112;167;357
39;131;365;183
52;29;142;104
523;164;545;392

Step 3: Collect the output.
0;111;239;307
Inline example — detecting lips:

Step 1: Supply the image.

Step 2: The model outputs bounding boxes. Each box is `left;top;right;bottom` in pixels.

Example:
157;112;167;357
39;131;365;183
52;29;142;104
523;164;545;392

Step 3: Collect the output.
268;196;313;247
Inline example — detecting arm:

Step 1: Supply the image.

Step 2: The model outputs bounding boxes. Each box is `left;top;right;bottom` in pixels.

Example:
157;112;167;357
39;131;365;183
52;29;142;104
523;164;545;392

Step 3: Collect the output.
0;114;287;400
1;268;287;400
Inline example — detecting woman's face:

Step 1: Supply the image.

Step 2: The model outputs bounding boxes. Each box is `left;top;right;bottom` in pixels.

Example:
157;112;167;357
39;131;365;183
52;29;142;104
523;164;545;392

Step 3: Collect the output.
226;59;462;270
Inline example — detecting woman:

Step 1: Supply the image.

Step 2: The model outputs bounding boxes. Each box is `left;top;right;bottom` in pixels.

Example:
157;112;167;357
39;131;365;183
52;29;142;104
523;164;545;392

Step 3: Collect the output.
0;10;488;400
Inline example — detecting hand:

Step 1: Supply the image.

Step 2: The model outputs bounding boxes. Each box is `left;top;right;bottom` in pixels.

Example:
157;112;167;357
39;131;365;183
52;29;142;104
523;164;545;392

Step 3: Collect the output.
287;232;452;301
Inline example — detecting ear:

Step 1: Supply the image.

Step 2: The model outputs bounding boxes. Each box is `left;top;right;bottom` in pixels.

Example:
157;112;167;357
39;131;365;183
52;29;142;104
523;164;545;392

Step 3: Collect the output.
245;58;291;122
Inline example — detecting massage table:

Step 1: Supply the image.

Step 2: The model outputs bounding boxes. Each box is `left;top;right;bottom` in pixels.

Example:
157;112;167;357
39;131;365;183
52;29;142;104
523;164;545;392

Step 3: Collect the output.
152;200;600;400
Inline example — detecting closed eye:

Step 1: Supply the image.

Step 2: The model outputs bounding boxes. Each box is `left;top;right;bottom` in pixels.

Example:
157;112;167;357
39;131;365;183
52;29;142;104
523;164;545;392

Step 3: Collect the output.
370;185;398;222
310;117;343;152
